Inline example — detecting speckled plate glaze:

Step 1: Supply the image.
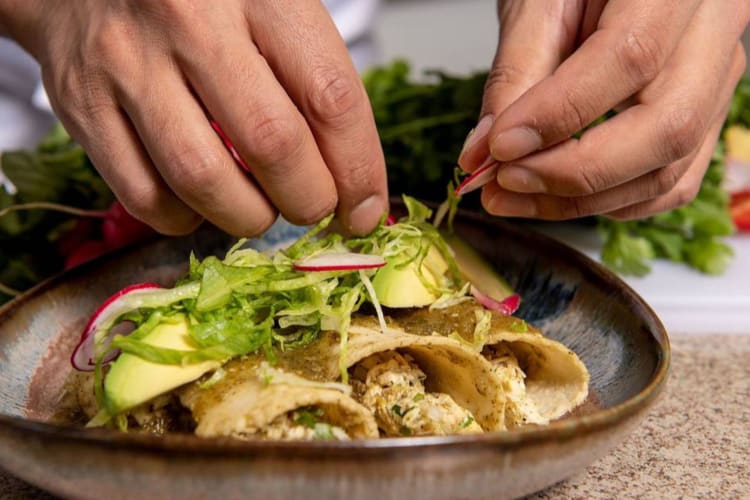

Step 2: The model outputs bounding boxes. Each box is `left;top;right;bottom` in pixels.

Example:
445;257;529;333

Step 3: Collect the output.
0;203;670;500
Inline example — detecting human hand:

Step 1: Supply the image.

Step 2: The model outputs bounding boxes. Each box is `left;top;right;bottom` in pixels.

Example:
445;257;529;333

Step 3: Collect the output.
0;0;388;236
459;0;749;220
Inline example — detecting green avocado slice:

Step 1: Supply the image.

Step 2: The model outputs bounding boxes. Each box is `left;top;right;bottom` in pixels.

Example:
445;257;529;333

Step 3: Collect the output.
443;232;514;301
104;315;219;415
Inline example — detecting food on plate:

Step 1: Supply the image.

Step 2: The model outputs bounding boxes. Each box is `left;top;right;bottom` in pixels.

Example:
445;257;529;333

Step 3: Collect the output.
69;196;589;440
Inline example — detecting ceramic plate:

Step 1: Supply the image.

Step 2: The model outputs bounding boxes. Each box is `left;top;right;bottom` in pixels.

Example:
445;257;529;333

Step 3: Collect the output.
0;204;670;499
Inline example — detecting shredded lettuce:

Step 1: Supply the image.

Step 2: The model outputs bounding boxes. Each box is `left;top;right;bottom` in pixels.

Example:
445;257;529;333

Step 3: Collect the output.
94;196;473;417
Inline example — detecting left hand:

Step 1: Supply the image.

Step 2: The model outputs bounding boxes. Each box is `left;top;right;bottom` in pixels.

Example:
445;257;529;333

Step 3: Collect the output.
459;0;749;220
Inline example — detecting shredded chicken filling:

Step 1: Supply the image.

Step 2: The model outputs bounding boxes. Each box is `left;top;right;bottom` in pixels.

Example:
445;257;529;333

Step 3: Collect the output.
252;407;350;441
483;344;546;426
350;351;482;436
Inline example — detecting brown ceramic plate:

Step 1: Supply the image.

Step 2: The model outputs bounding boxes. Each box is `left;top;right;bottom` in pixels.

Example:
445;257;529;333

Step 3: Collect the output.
0;204;669;499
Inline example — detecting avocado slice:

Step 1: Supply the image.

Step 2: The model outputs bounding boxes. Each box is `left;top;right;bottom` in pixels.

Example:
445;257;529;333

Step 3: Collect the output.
372;233;514;308
372;246;448;308
442;232;514;301
104;315;220;415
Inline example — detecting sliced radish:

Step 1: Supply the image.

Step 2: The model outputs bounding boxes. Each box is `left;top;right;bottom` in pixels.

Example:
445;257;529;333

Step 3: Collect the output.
71;283;162;371
210;120;250;172
455;159;499;196
385;214;397;226
294;252;386;272
470;285;520;315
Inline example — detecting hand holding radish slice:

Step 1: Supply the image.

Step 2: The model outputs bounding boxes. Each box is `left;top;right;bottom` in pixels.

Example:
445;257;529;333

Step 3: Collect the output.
470;285;520;315
455;159;499;196
294;252;386;272
210;120;250;173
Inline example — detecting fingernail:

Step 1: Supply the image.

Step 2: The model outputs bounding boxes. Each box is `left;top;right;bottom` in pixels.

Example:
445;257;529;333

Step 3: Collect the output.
459;115;494;166
490;126;542;161
348;195;387;235
496;166;546;193
486;191;538;218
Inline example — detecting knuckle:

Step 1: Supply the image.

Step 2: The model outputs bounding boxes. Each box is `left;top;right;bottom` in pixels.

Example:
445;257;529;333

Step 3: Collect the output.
116;183;164;225
652;165;682;196
308;67;363;124
249;112;304;165
659;107;705;162
556;87;589;136
334;158;379;200
615;28;664;84
484;63;528;93
55;70;112;125
88;20;135;74
572;164;605;196
560;197;591;220
171;145;223;195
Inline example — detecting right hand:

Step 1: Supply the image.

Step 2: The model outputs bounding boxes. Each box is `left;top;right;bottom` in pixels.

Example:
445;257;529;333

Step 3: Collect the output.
0;0;388;236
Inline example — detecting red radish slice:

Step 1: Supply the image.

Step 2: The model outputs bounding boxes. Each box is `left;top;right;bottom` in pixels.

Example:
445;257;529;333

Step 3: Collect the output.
470;285;520;315
455;159;499;196
385;214;397;226
71;283;162;371
210;120;250;172
294;252;386;272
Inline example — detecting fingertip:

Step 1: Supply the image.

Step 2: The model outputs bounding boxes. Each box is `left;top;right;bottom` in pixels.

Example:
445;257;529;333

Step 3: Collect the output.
489;126;543;162
343;194;389;236
152;212;205;236
458;114;494;171
480;183;538;218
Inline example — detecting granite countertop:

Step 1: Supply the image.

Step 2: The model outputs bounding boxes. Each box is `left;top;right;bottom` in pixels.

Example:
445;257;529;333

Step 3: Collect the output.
2;333;748;499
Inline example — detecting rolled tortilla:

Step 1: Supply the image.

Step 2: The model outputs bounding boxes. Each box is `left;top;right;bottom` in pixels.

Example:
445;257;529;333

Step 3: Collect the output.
180;356;379;440
275;318;507;433
181;316;508;437
389;301;589;428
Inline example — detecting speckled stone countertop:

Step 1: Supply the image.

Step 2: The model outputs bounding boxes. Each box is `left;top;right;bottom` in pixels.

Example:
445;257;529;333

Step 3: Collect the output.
2;334;749;499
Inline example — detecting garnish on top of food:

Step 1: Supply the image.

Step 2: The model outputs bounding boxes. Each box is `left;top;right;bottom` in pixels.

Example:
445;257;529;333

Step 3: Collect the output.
68;196;589;439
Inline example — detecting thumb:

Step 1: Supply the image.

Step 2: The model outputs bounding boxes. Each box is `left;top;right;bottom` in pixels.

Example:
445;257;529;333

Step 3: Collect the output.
458;0;584;171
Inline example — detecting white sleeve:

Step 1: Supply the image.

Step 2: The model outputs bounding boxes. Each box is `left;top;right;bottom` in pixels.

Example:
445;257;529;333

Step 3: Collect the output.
324;0;380;43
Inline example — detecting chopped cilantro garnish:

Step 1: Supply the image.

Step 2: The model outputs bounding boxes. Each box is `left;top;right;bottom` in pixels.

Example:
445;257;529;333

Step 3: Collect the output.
510;320;528;333
294;407;323;429
391;404;414;418
460;415;475;429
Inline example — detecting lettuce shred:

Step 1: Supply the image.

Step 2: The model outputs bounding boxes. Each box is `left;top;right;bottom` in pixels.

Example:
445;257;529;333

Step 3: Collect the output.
92;196;469;378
